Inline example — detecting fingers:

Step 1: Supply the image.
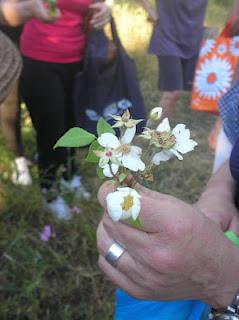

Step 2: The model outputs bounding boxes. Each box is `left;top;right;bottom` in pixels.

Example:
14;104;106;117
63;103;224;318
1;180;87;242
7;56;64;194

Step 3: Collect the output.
98;255;151;300
97;221;146;285
34;0;60;23
97;180;116;209
89;3;111;29
229;215;239;235
98;180;193;234
97;217;153;267
97;221;161;296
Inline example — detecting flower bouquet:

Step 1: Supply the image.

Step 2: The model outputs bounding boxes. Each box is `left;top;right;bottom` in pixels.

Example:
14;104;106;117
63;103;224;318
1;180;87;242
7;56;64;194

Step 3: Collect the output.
55;106;197;225
45;0;57;16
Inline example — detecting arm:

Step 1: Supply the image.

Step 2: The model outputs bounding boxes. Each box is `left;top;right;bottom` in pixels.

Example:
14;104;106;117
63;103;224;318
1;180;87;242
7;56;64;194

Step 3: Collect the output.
196;161;239;234
0;0;59;27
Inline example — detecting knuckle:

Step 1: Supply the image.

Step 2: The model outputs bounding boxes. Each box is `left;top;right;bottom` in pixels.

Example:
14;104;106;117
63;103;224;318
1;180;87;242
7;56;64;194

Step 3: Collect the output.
168;218;193;241
150;248;179;273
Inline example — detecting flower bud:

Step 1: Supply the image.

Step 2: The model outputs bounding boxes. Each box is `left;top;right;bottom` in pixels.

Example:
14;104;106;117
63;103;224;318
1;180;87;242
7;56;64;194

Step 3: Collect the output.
149;107;163;121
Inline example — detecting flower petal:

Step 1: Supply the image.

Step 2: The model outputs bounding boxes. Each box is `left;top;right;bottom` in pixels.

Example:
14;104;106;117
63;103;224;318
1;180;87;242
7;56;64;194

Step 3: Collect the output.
122;154;145;171
156;118;171;132
131;200;141;220
121;126;136;144
106;191;124;221
130;146;142;156
151;151;172;165
98;133;120;149
171;148;183;160
102;163;119;177
174;139;198;154
99;156;109;168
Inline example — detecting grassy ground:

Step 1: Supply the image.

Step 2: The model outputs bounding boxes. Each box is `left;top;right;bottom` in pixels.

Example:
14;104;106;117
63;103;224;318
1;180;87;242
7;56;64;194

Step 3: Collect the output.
0;1;232;319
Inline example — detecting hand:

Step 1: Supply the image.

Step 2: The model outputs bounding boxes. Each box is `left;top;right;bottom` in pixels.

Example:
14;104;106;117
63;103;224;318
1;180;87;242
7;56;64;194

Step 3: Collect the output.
147;7;158;23
97;182;239;309
89;2;111;29
31;0;60;23
0;0;60;26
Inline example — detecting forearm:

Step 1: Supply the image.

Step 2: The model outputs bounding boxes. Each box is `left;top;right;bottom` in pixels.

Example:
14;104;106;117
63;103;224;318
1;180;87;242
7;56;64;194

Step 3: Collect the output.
203;161;235;198
0;0;32;26
196;161;237;230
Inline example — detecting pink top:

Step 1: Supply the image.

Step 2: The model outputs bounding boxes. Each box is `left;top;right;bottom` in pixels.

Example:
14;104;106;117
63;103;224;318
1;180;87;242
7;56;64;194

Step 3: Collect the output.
21;0;91;63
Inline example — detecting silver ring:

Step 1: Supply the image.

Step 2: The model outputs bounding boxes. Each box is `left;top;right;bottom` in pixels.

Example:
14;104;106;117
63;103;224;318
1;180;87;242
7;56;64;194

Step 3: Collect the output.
105;242;125;267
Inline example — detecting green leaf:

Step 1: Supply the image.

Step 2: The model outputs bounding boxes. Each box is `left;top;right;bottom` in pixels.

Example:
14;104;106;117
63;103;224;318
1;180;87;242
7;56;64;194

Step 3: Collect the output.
54;128;96;149
85;141;103;163
97;118;115;136
127;217;142;229
96;166;105;180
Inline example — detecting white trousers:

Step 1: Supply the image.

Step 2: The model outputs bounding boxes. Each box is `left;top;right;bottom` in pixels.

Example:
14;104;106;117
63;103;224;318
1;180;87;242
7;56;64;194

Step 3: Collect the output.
213;128;233;173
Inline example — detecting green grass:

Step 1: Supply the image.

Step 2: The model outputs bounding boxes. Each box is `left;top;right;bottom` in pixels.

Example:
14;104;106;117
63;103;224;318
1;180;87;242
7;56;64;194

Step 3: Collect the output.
0;1;232;319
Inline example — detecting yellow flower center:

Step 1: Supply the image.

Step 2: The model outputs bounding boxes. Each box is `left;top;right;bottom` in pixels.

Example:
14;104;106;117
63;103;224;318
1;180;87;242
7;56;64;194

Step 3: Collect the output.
121;194;134;211
116;144;131;155
152;131;176;149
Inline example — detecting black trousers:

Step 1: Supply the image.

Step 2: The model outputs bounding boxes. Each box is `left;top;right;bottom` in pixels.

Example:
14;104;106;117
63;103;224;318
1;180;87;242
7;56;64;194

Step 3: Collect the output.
20;57;82;189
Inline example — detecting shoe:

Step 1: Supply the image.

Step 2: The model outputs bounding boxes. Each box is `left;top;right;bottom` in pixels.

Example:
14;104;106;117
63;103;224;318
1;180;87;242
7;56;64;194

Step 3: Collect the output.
12;157;32;186
60;175;91;200
43;196;72;220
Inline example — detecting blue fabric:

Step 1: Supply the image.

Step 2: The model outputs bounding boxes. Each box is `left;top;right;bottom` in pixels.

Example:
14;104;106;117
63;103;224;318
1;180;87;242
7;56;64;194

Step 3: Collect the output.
218;80;239;145
148;0;207;58
115;290;210;320
230;135;239;184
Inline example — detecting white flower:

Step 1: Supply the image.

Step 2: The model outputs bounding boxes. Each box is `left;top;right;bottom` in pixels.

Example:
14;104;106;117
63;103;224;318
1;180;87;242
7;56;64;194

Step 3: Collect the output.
112;109;143;129
97;131;145;175
230;36;239;56
106;187;141;221
151;119;198;165
217;44;227;55
199;39;215;57
149;107;163;121
94;147;120;178
194;56;233;99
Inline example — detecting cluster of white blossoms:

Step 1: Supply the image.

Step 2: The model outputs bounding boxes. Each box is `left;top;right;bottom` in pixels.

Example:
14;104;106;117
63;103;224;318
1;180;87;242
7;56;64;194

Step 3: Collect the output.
56;106;197;224
95;107;197;223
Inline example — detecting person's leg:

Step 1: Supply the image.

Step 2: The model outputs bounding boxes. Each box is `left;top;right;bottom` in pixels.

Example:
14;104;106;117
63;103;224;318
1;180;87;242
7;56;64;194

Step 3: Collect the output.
0;82;23;157
59;61;91;200
157;56;183;119
0;81;32;185
20;58;69;190
20;57;73;219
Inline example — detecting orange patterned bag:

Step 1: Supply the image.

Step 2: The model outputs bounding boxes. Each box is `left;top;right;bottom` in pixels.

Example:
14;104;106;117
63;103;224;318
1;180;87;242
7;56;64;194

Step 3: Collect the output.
191;22;239;114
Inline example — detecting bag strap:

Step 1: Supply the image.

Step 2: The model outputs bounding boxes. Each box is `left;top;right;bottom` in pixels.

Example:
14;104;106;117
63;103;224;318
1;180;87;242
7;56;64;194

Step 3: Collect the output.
110;17;122;49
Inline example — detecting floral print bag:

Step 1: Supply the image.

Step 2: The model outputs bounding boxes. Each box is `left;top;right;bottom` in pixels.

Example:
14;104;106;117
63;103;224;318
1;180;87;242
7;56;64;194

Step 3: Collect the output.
191;21;239;114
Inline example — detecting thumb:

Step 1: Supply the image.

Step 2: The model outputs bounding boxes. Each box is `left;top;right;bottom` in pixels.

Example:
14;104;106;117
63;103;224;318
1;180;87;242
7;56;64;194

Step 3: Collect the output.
97;180;116;209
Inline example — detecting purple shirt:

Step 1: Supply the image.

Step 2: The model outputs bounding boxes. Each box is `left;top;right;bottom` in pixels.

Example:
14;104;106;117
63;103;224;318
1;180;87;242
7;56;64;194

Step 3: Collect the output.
149;0;208;58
